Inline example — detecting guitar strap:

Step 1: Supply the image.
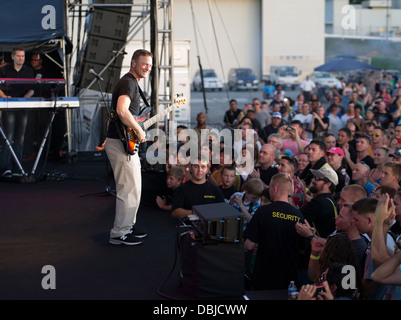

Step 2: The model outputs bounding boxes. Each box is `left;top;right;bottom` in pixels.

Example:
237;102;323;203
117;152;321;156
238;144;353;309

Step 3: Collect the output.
126;72;150;112
138;85;151;110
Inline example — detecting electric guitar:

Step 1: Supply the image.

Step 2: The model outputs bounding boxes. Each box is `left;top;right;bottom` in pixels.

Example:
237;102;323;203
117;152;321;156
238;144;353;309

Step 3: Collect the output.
121;94;186;155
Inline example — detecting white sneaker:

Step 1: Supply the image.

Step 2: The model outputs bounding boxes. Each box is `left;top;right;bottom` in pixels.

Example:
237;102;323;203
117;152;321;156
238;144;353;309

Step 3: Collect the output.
109;233;143;245
1;170;12;178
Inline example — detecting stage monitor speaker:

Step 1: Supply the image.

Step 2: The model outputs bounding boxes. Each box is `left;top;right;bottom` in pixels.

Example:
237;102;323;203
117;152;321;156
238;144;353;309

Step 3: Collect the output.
191;202;244;243
80;61;123;93
76;0;132;93
179;230;244;299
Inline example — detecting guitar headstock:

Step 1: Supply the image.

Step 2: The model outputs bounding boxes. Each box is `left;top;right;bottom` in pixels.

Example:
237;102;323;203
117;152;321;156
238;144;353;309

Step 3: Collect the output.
174;93;187;107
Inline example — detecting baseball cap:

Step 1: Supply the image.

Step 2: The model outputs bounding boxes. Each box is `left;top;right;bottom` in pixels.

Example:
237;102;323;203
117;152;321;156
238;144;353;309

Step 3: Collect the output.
390;149;401;159
325;147;344;157
272;112;282;119
310;166;338;186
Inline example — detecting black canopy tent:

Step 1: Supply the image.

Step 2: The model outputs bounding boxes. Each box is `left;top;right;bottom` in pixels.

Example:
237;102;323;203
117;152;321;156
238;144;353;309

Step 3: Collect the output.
0;0;76;172
0;0;71;83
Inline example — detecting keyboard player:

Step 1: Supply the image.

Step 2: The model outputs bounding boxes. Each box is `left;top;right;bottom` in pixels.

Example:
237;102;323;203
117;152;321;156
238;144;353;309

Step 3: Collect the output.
0;47;34;178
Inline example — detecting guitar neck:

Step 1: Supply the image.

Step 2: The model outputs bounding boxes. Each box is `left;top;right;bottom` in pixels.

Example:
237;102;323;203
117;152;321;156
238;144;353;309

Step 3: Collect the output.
142;103;177;130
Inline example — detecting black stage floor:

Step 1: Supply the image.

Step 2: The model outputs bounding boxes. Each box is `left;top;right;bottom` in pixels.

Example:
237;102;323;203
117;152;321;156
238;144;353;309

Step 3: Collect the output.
0;153;295;310
0;153;191;300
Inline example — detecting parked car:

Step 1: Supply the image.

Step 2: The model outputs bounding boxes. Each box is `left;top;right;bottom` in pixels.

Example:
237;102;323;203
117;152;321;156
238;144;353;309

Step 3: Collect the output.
385;69;400;79
227;68;259;91
269;65;301;90
192;69;224;91
310;71;340;88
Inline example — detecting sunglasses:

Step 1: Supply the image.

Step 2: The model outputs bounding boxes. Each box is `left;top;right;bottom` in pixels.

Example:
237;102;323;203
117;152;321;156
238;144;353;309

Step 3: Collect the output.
370;133;380;137
313;177;328;182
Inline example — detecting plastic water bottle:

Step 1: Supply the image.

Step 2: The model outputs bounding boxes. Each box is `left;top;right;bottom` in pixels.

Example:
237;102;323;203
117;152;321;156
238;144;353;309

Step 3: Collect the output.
288;281;298;300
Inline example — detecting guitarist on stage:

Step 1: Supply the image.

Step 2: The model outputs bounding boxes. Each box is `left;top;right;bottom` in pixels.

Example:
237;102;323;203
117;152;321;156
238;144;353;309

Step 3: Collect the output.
105;49;152;245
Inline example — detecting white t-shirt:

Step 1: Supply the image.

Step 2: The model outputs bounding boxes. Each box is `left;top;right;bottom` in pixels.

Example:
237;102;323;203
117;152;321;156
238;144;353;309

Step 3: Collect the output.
328;114;343;138
293;113;313;140
300;79;316;92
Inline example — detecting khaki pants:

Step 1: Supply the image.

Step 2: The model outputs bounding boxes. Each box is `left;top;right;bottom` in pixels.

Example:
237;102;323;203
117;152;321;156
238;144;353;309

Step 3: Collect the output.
105;138;142;238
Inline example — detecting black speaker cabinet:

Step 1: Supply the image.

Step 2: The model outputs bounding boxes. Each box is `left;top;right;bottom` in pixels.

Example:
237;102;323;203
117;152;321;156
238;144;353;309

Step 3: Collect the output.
179;231;245;299
191;202;244;243
76;0;132;93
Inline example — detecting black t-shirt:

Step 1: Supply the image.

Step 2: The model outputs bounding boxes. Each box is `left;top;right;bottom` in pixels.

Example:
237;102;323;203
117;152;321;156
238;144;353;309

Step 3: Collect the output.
300;193;338;238
163;186;177;206
0;63;34;97
352;155;376;170
172;180;225;211
376;112;393;129
300;156;327;187
255;165;278;187
244;201;304;290
107;73;142;139
220;185;238;202
33;67;62;97
259;124;279;143
224;109;241;126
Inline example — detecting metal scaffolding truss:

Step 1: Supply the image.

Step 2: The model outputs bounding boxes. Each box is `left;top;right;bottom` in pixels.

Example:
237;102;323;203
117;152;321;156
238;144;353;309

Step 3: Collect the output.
67;0;174;118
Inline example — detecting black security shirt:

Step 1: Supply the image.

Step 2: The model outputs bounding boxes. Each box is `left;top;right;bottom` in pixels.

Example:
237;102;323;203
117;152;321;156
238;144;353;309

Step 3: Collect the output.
244;201;304;290
172;180;225;211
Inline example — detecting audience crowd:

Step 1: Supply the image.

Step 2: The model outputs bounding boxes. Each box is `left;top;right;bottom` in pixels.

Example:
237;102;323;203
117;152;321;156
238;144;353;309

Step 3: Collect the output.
152;72;401;300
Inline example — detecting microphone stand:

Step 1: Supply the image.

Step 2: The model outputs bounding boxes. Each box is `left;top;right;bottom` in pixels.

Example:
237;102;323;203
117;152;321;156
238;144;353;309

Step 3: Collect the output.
79;73;116;197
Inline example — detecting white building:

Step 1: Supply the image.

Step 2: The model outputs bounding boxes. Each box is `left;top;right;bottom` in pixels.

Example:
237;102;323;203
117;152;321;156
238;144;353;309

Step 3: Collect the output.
173;0;325;81
326;0;401;39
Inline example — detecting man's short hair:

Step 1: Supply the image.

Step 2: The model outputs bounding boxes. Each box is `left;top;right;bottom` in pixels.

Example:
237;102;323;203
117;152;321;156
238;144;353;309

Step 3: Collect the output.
132;49;153;62
339;127;352;138
281;155;298;172
243;178;264;196
191;153;210;166
365;121;375;128
358;134;371;144
324;133;336;139
374;185;397;199
374;125;385;133
221;165;235;175
270;172;293;191
383;161;401;181
11;47;24;55
352;197;377;216
167;166;185;181
309;139;327;153
342;184;367;202
267;133;282;144
260;188;271;202
357;161;371;174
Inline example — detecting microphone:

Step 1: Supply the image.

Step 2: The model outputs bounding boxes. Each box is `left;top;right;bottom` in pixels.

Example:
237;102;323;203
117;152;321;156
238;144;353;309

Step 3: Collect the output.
88;68;104;81
112;50;127;55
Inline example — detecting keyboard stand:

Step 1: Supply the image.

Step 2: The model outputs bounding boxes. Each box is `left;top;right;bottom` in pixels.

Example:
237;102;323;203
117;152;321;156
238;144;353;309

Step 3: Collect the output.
0;124;27;176
31;109;56;175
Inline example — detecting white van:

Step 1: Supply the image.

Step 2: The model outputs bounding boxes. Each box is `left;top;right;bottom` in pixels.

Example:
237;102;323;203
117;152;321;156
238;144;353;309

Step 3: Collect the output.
269;65;301;90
